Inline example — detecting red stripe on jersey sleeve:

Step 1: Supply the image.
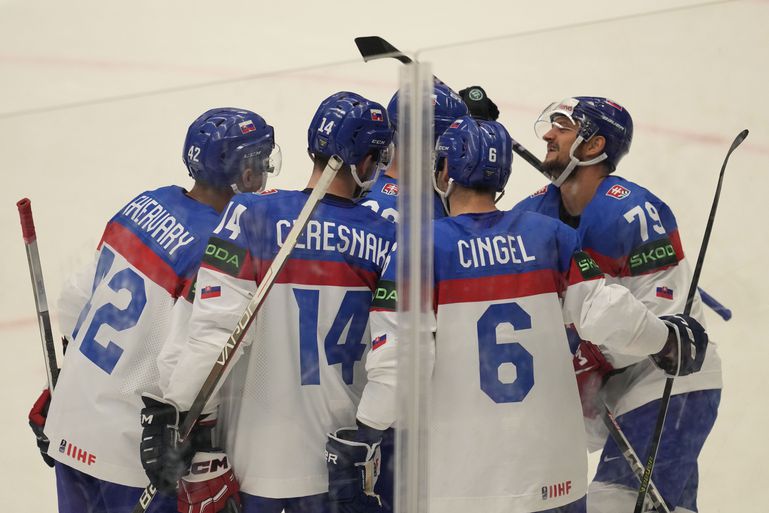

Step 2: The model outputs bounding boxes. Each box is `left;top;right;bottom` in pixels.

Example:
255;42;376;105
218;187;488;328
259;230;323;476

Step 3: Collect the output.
98;222;184;297
436;269;561;306
588;229;684;278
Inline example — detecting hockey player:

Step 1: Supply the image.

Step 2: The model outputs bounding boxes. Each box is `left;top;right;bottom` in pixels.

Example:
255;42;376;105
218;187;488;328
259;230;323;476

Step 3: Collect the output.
325;115;709;513
139;91;397;513
358;81;468;222
513;97;722;512
28;108;280;513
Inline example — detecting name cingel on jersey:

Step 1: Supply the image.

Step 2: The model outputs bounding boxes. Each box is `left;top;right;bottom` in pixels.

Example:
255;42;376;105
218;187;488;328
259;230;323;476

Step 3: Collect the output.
458;234;536;268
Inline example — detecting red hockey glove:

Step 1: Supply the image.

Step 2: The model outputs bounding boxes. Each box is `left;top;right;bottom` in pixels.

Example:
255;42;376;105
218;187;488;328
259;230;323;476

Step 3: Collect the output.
28;388;55;467
573;341;614;418
179;451;241;513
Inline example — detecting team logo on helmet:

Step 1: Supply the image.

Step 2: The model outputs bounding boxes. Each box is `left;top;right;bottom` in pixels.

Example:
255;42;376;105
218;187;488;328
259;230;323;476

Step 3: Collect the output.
604;99;624;111
382;183;399;196
449;120;463;129
606;184;631;199
371;109;384;122
239;120;256;134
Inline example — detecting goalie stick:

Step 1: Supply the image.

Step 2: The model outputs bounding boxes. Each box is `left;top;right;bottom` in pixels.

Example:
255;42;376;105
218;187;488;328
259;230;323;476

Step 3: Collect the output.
17;198;59;389
633;129;749;513
354;36;544;173
132;155;344;513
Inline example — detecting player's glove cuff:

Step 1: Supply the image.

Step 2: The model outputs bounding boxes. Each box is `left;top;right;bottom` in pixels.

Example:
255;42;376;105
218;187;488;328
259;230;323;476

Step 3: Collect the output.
140;393;192;494
326;426;383;508
28;388;54;468
652;314;708;377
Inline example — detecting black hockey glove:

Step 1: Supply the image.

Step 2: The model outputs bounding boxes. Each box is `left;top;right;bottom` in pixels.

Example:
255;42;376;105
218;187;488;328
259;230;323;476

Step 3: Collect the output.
651;314;708;377
140;393;196;494
458;85;500;121
326;423;384;513
28;388;55;467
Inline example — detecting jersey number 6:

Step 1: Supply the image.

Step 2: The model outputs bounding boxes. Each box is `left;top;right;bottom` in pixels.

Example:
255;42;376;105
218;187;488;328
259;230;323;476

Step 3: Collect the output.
477;302;534;403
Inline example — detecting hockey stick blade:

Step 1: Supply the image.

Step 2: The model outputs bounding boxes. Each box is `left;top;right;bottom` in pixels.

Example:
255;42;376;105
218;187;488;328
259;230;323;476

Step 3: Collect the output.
132;155;344;513
355;36;413;64
353;36;544;173
634;129;748;513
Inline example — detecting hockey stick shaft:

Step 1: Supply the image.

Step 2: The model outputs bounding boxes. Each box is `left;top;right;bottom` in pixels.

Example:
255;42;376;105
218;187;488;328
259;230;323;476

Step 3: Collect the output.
602;405;670;513
633;129;748;512
697;287;732;321
17;198;59;389
354;36;545;172
132;155;344;513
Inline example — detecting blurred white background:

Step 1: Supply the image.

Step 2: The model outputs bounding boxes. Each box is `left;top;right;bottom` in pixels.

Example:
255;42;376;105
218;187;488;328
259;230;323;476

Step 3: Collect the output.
1;0;766;510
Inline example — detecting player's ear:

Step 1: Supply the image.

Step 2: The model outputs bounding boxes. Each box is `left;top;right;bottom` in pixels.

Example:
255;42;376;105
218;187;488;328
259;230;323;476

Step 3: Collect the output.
583;135;606;160
239;168;265;193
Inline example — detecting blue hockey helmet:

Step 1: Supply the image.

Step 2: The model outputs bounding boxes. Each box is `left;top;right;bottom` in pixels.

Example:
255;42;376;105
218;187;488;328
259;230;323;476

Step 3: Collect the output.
534;97;633;185
308;91;393;190
433;116;513;208
387;80;469;144
184;108;281;190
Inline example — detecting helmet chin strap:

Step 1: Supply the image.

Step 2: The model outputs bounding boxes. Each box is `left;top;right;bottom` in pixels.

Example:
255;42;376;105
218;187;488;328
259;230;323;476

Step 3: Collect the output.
350;162;382;197
550;136;608;188
433;173;452;215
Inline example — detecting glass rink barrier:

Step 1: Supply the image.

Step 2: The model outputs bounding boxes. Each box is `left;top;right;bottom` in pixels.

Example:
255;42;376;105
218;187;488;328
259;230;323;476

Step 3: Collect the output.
2;2;769;513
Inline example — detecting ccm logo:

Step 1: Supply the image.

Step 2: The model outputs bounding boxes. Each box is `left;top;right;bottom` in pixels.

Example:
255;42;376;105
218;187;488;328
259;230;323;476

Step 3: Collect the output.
190;456;230;475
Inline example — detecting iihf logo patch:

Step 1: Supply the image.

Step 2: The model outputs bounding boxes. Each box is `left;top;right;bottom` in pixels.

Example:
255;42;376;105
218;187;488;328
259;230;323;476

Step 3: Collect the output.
606;184;631;199
530;185;549;198
239;120;256;134
370;109;383;122
382;183;398;196
59;440;67;453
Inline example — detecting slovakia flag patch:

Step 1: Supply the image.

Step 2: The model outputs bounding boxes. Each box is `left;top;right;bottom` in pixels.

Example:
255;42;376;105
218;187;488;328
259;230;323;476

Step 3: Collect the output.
382;183;399;196
372;334;387;350
656;286;674;300
201;285;222;299
606;184;631;200
371;109;383;121
239;120;256;134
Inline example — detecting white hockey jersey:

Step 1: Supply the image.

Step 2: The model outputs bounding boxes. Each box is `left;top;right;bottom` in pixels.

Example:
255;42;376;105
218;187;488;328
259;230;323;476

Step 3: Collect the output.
44;186;222;486
161;190;397;498
359;209;669;513
513;178;722;422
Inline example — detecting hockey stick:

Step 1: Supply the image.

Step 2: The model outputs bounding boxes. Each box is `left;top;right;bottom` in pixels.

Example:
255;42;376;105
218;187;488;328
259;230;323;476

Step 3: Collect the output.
354;36;544;173
17;198;59;389
698;287;732;321
132;155;344;513
633;129;748;512
601;405;671;513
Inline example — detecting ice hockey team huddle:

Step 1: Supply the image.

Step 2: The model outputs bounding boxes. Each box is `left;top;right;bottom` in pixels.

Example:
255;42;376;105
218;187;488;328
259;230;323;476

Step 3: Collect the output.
27;80;722;513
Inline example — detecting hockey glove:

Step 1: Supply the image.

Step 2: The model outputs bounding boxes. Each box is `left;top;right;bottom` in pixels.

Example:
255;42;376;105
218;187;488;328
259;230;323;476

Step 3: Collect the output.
28;388;55;467
651;314;708;377
140;393;194;494
179;450;241;513
573;340;614;418
458;85;500;121
326;425;384;513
